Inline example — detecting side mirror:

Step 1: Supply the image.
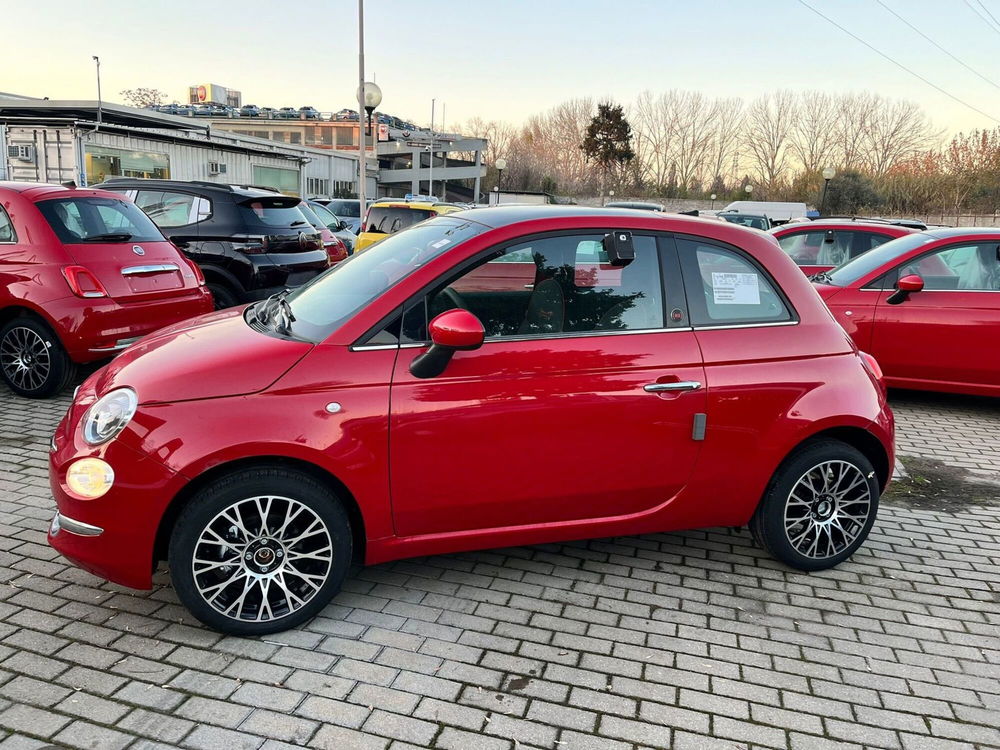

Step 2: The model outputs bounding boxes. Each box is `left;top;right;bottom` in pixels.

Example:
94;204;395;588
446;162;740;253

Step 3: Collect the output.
339;220;348;232
409;309;485;379
887;273;924;305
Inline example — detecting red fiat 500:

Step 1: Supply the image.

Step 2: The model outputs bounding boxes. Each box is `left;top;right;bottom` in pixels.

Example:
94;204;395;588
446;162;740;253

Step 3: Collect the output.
0;182;213;397
770;220;917;276
814;227;1000;397
48;207;893;634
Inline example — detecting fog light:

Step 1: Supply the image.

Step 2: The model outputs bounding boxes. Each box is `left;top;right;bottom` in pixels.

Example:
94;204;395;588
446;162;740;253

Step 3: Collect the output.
66;458;115;499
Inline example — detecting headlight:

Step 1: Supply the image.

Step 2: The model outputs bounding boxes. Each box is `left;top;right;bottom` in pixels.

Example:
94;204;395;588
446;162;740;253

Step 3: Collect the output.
82;388;138;445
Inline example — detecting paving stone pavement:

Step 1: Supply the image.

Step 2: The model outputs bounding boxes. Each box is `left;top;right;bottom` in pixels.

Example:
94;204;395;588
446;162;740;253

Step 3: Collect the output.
0;385;996;750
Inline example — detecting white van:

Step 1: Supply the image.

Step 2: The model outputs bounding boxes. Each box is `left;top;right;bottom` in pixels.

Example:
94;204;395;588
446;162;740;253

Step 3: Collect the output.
722;201;809;222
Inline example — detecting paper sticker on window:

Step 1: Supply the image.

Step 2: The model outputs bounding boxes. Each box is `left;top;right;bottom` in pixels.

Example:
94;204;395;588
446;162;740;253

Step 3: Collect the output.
712;272;760;305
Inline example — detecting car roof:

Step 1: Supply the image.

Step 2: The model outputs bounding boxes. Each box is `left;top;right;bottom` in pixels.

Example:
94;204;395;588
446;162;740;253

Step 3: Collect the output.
773;220;916;234
923;226;1000;240
0;181;125;201
443;204;776;232
93;178;286;199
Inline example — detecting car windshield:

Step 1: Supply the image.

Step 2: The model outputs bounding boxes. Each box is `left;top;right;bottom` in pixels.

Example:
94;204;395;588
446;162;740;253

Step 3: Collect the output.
721;214;768;230
296;202;326;231
283;216;485;341
327;199;360;218
826;232;936;286
366;206;436;234
37;196;164;243
309;202;341;230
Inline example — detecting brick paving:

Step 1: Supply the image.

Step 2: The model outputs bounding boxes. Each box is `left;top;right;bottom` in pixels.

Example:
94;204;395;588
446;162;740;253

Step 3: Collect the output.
0;385;996;750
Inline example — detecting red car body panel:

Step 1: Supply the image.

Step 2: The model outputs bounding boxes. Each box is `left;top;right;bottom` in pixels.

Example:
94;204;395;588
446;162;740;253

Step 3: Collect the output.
0;182;212;363
815;228;1000;396
770;222;916;276
48;209;894;589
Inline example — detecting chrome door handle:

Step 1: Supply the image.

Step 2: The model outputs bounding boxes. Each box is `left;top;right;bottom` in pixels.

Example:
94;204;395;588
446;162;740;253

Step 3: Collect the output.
644;381;702;393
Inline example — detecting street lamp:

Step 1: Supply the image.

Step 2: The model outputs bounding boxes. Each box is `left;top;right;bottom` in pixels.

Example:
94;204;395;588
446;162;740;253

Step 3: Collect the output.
820;166;836;216
92;56;102;128
495;157;507;191
356;79;381;210
605;189;615;207
744;184;753;196
710;193;717;209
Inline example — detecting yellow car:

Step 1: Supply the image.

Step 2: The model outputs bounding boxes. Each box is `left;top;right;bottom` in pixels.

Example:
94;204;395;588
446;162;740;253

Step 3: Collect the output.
355;198;463;252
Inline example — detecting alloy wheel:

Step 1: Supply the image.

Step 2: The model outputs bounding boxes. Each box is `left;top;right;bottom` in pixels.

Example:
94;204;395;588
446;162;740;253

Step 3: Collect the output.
191;495;334;623
783;460;872;560
0;326;52;392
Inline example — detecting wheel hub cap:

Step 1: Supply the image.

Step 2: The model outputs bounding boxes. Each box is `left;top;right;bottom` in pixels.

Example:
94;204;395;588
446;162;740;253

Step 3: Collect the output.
783;460;873;560
192;495;333;623
0;327;51;391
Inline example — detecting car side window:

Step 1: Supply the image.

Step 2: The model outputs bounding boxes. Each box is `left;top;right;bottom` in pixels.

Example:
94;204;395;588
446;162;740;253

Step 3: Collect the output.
678;239;792;326
135;190;208;228
0;206;16;243
402;233;666;342
898;243;1000;291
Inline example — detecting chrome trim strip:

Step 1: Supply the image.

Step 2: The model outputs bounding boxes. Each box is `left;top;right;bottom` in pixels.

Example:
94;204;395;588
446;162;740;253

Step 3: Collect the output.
90;336;142;353
56;513;104;537
694;320;799;331
121;264;179;276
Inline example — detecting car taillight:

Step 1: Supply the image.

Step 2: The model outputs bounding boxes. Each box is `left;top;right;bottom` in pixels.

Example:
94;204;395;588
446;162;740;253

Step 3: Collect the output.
62;266;108;298
859;351;886;395
183;257;206;285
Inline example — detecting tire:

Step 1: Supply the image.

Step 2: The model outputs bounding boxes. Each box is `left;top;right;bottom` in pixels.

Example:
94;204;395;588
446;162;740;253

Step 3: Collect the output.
169;467;353;635
750;439;879;571
207;283;240;310
0;316;77;398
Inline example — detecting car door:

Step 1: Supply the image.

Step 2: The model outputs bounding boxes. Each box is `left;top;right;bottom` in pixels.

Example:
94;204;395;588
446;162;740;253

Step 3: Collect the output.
869;242;1000;390
386;231;707;537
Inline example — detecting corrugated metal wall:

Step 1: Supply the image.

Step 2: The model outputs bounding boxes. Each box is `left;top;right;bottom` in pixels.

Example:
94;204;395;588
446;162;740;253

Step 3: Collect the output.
0;124;360;197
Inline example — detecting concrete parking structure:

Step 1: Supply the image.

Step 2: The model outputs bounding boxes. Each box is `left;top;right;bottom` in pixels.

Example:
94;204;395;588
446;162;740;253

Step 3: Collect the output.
0;386;996;749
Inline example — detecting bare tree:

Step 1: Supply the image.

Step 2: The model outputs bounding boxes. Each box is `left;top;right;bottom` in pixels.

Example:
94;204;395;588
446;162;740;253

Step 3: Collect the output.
860;97;938;176
744;91;796;188
790;92;838;173
705;97;745;192
120;88;168;108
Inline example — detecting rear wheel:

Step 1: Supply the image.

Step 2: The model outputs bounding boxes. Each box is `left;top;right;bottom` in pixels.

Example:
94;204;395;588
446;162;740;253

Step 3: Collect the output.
0;316;76;398
169;467;352;635
207;283;240;310
750;440;879;571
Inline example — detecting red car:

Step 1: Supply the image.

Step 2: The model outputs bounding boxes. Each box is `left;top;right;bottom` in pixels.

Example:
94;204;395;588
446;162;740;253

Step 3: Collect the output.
814;227;1000;397
770;220;917;276
295;201;349;264
48;207;893;634
0;182;213;398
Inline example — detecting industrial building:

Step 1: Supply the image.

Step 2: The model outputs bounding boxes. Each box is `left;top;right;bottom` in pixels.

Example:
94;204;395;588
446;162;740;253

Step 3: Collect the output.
0;96;372;198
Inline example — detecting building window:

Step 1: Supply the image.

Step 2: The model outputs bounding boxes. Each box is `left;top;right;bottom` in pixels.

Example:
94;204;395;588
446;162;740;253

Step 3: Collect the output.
336;127;357;147
306;178;330;197
252;165;300;196
85;145;169;185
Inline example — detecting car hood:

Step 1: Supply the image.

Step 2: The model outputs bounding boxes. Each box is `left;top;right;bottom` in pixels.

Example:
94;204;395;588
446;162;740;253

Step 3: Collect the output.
94;307;314;404
812;282;844;301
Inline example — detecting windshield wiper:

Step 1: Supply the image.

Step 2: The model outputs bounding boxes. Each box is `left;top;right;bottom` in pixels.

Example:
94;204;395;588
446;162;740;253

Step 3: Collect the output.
810;271;833;284
82;232;133;242
260;289;296;334
289;220;308;227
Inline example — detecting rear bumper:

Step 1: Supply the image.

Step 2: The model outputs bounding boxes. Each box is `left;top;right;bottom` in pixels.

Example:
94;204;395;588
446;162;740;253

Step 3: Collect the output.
48;288;214;363
247;250;329;297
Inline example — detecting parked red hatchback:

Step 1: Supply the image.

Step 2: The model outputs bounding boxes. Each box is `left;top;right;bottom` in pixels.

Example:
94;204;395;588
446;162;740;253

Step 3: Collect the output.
814;227;1000;397
48;207;893;634
0;182;212;398
770;220;917;276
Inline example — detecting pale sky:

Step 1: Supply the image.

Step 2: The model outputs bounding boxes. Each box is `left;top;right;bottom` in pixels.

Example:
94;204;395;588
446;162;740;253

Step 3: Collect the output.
4;0;1000;135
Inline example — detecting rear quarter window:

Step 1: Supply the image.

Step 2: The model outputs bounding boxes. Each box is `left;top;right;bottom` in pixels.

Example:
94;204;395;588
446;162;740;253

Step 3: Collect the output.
677;238;793;326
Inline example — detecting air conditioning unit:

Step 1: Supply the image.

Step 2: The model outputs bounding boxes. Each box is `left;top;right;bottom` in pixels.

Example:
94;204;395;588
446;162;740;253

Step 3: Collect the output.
6;145;35;162
208;161;228;175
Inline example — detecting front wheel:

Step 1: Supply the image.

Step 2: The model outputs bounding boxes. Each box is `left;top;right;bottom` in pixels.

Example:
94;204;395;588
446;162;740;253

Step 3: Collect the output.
750;440;879;571
169;467;352;635
0;316;76;398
